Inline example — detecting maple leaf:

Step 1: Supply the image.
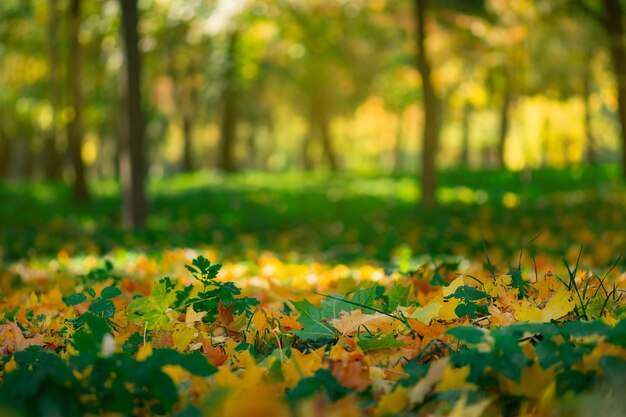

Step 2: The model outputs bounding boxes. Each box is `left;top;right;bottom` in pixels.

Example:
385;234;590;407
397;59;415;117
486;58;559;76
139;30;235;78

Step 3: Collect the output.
291;300;336;341
126;280;177;329
330;309;396;337
513;287;576;323
406;302;442;324
376;386;409;417
447;395;492;417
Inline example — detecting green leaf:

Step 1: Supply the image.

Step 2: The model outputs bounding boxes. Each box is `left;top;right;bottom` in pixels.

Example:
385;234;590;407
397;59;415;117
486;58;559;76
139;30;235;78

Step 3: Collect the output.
291;300;336;341
147;349;217;377
599;355;626;385
286;369;350;402
89;298;116;319
321;294;358;319
101;286;122;299
446;326;489;344
509;270;528;299
127;281;177;329
73;313;111;353
62;293;87;307
447;286;490;301
357;333;404;352
387;283;410;311
351;286;378;307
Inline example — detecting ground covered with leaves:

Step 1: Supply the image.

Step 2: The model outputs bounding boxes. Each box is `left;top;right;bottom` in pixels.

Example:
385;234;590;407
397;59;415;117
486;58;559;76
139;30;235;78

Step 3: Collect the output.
0;169;625;416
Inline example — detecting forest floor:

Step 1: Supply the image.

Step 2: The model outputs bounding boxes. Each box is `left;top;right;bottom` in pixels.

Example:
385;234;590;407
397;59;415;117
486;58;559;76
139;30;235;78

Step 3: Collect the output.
0;166;625;416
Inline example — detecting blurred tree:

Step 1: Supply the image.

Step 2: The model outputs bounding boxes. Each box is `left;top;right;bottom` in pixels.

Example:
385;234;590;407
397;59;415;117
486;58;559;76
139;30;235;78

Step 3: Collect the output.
119;0;148;229
218;31;240;173
574;0;626;173
601;0;626;176
414;0;439;205
68;0;89;200
44;0;62;179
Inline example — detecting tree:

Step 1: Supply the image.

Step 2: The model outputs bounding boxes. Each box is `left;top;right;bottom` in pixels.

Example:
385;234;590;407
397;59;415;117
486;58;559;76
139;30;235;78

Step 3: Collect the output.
217;31;240;173
414;0;439;206
119;0;148;229
44;0;62;180
601;0;626;176
68;0;88;200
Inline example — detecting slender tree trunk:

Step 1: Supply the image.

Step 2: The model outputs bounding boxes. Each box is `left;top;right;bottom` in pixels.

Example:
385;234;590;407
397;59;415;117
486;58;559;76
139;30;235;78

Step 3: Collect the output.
175;56;196;172
0;127;11;178
393;110;405;174
264;120;275;170
460;102;472;167
119;0;148;229
602;0;626;176
414;0;439;206
319;116;338;171
246;125;257;170
582;63;596;164
44;0;62;179
23;136;36;179
182;114;194;171
302;112;315;171
498;90;511;169
68;0;88;200
218;32;239;173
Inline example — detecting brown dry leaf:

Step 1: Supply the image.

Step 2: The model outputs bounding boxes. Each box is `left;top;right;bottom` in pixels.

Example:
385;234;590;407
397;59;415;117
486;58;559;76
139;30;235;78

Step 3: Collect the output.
328;344;371;390
0;323;45;355
408;357;449;405
330;309;396;337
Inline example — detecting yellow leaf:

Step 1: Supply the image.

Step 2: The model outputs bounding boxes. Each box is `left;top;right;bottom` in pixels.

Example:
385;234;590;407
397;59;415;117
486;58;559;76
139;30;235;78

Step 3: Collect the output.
408;302;442;324
447;395;491;417
283;346;325;387
185;305;206;326
513;287;576;323
502;362;554;399
135;342;153;361
436;365;476;392
541;287;576;322
173;327;196;351
513;303;543;322
375;386;408;417
443;276;465;298
4;357;17;373
408;357;448;405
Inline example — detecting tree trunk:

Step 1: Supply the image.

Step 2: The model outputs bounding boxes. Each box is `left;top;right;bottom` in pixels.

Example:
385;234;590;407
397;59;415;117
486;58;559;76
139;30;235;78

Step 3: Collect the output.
68;0;88;200
175;57;196;172
218;32;239;173
119;0;148;229
582;62;596;164
182;114;194;172
246;126;257;170
302;129;314;170
44;0;62;180
602;0;626;176
460;102;472;167
319;116;338;171
497;89;511;169
414;0;439;206
393;110;405;174
0;127;11;178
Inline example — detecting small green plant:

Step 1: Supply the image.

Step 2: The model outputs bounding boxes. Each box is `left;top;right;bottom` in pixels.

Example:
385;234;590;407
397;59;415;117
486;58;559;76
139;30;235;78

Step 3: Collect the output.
182;256;259;321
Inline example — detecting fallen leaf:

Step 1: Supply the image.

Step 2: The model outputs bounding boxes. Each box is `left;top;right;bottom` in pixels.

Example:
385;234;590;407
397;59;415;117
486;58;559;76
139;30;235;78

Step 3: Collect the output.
330;310;396;337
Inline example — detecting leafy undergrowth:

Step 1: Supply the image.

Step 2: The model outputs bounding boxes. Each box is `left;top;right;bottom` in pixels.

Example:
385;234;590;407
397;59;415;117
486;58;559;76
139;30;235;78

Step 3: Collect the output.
0;251;625;417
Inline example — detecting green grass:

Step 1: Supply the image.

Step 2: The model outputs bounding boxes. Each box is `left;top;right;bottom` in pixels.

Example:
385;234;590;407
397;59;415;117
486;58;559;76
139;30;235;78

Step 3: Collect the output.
0;165;624;267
